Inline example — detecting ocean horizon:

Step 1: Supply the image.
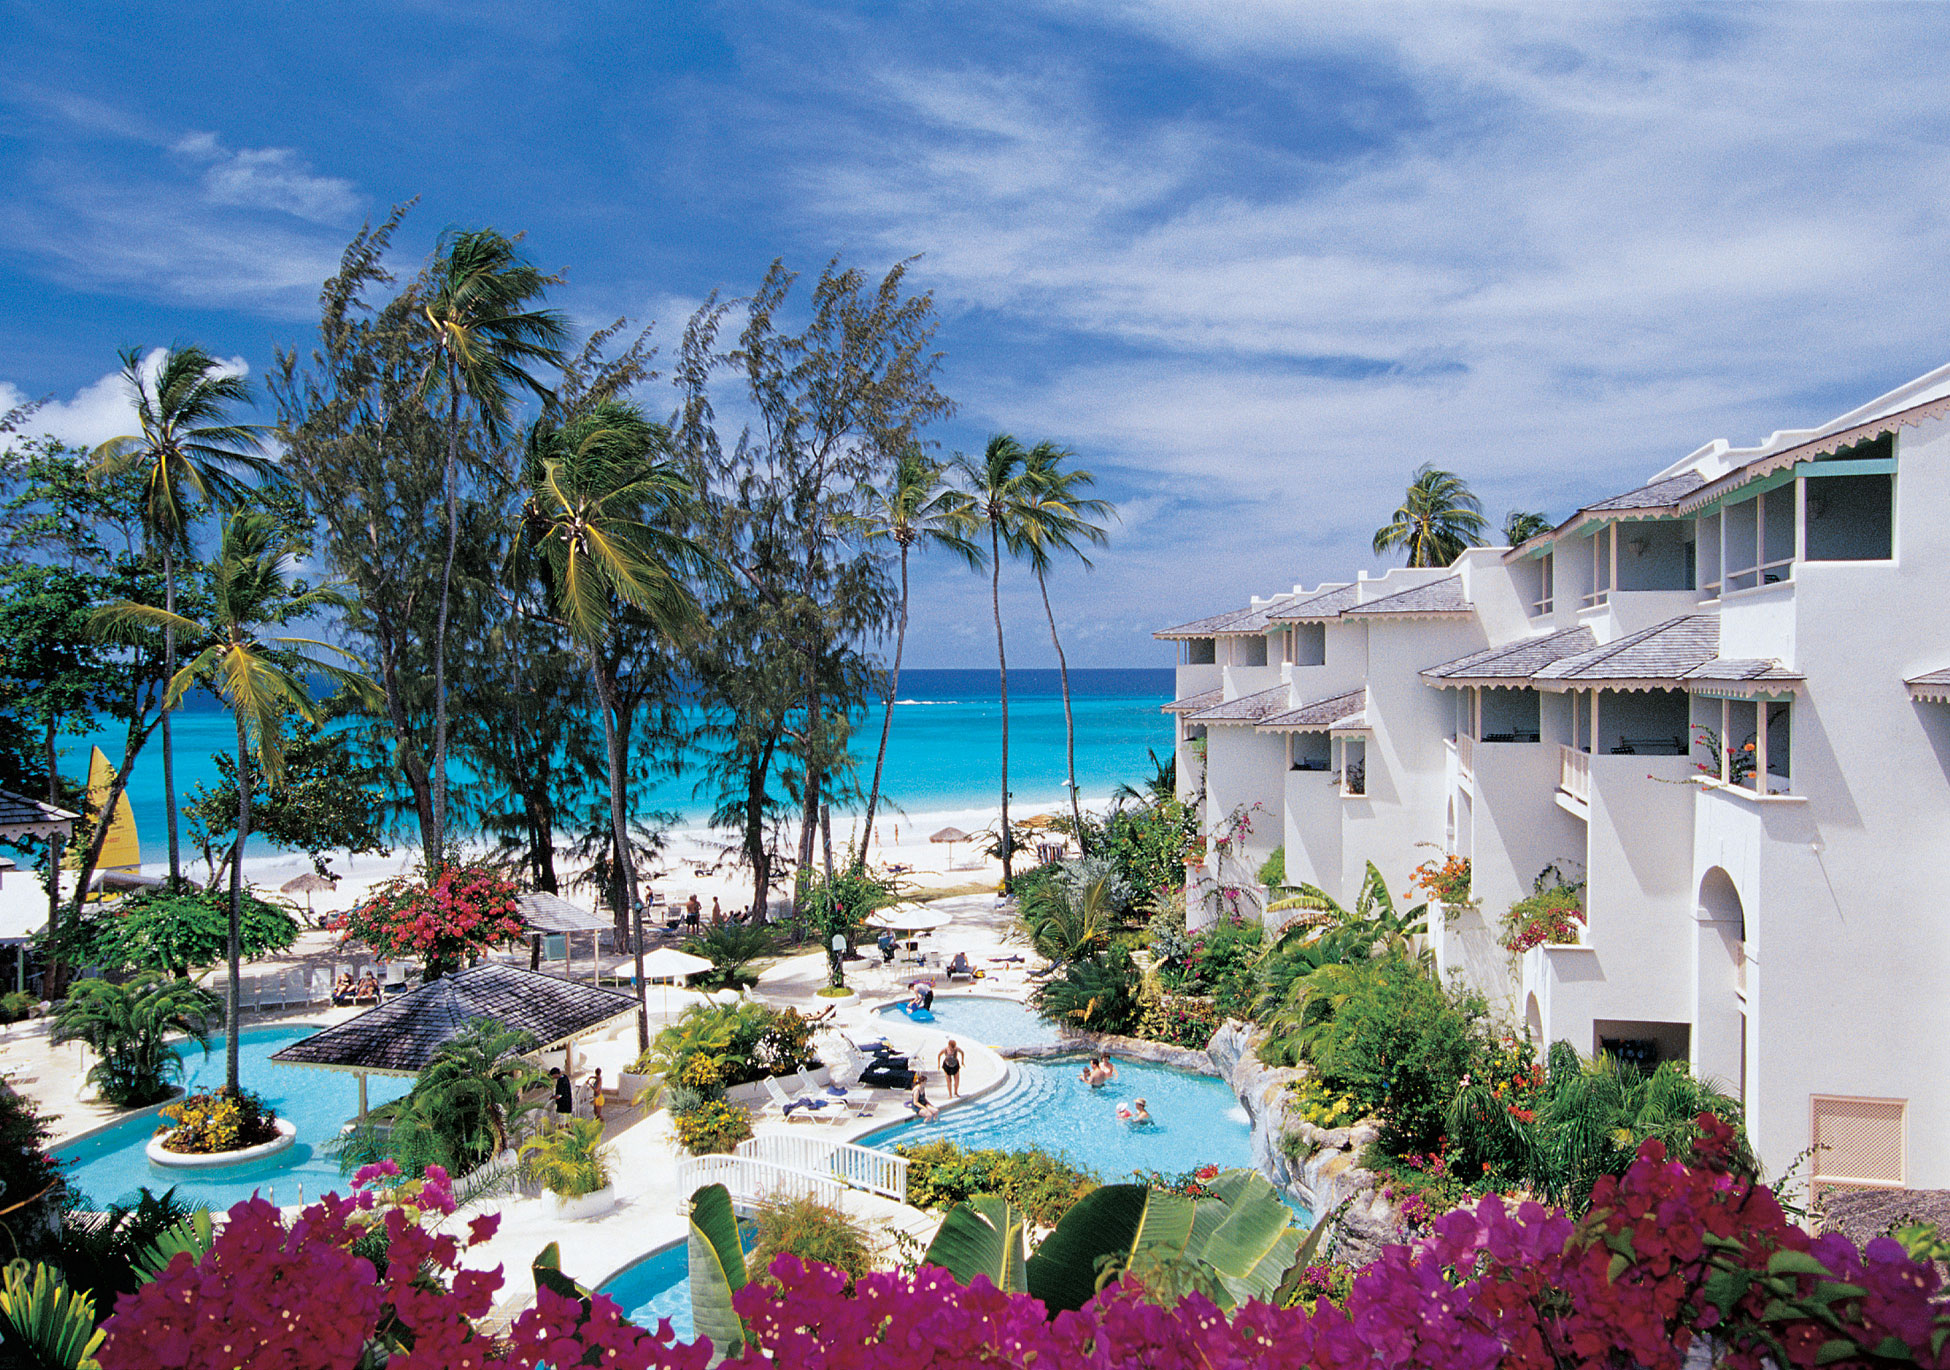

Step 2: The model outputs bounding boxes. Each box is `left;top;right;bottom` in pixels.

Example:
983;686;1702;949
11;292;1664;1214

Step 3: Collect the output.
67;668;1177;862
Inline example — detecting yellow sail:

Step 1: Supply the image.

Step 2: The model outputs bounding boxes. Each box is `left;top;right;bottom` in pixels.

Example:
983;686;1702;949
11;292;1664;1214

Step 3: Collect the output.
80;747;141;872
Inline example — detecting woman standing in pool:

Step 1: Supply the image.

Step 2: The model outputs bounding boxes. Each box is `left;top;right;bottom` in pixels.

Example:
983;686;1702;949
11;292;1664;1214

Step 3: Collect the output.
938;1039;964;1098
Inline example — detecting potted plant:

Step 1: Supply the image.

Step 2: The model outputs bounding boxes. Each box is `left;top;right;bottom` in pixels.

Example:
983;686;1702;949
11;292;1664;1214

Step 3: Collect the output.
518;1118;615;1218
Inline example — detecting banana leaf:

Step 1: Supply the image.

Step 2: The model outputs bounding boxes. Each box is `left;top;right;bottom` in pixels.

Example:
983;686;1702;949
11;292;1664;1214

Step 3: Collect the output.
922;1195;1027;1293
687;1183;747;1363
1026;1183;1210;1313
1197;1169;1304;1306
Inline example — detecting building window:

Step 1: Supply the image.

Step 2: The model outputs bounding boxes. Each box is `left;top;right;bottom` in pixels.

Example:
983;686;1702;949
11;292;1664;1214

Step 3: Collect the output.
1805;473;1894;561
1289;732;1329;772
1291;621;1326;666
1810;1095;1907;1191
1721;486;1796;592
1337;738;1367;796
1236;636;1268;667
1186;638;1215;665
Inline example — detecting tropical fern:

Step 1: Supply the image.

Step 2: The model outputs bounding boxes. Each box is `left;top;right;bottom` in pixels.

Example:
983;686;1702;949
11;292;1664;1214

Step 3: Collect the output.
0;1261;104;1370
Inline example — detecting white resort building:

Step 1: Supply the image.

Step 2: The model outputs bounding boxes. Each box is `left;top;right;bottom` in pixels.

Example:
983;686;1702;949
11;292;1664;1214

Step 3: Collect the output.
1159;361;1950;1196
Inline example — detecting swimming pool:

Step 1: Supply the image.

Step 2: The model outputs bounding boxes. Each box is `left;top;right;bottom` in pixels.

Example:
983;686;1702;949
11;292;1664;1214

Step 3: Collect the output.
862;1054;1256;1184
600;1240;695;1342
57;1023;413;1211
874;994;1064;1048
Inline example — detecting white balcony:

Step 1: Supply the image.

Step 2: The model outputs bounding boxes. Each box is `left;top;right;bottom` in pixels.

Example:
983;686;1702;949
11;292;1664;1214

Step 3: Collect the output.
1559;745;1591;809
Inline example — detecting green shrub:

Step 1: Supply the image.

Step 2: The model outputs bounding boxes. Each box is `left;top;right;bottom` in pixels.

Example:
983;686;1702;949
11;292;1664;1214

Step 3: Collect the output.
519;1118;612;1197
672;1099;753;1155
1286;1076;1362;1130
1133;993;1225;1050
630;1000;819;1094
1310;958;1485;1156
1031;944;1142;1035
1157;915;1262;1016
1501;884;1585;953
1256;846;1285;888
682;922;776;989
54;973;222;1107
0;991;35;1024
747;1193;875;1290
48;885;298;978
895;1140;1097;1230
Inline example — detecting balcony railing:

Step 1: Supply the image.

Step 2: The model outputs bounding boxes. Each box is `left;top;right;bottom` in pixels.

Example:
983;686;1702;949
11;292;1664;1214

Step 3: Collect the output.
1454;732;1474;777
1559;745;1591;805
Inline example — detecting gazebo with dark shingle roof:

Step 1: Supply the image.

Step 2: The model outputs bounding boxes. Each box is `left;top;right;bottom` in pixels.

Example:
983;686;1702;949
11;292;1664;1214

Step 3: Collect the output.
0;791;77;843
514;891;611;983
271;962;637;1115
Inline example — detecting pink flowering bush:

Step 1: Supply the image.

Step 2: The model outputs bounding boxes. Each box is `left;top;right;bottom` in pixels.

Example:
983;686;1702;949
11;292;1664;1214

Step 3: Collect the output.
330;863;525;979
95;1119;1950;1370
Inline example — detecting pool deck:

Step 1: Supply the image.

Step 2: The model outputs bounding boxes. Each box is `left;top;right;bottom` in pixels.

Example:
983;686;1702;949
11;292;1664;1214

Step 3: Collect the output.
2;889;1057;1316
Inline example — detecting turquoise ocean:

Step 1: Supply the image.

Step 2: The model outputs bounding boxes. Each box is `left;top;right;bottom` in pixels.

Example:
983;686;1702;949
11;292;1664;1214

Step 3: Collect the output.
69;668;1176;863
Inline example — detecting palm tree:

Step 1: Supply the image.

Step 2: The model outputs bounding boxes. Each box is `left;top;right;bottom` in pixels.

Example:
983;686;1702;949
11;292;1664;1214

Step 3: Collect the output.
419;229;568;870
1018;442;1115;847
850;448;979;862
52;972;221;1106
957;434;1034;888
513;399;708;1051
1017;860;1132;964
1502;509;1552;546
409;1019;541;1166
1267;860;1428;958
96;511;372;1093
90;346;272;889
1112;747;1176;808
1372;463;1489;567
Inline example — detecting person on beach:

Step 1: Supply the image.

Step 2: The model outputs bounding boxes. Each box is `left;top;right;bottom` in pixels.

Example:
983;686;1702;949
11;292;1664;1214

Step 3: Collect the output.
938;1039;965;1098
355;971;380;1004
591;1067;605;1122
908;1079;938;1122
710;896;722;925
685;893;702;929
332;972;355;1005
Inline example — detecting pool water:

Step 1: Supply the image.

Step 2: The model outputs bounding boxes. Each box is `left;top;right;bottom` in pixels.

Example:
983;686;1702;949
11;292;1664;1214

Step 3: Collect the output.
863;1055;1255;1183
874;994;1063;1048
57;1024;413;1211
601;1241;695;1342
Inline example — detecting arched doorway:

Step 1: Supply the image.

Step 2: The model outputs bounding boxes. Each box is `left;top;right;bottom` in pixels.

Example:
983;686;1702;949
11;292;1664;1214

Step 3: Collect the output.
1694;867;1748;1105
1526;992;1543;1051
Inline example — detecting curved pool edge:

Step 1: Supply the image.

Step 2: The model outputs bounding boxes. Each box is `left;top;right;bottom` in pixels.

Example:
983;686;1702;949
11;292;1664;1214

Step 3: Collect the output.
590;1234;688;1298
146;1117;299;1168
47;1085;188;1151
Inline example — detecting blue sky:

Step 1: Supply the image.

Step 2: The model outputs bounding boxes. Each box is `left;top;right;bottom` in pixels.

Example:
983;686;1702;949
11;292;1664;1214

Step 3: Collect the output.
5;2;1950;668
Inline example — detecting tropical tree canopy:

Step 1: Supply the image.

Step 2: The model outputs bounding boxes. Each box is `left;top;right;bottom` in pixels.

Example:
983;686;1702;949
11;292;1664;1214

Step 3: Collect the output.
52;973;222;1107
1502;508;1553;546
1372;463;1489;567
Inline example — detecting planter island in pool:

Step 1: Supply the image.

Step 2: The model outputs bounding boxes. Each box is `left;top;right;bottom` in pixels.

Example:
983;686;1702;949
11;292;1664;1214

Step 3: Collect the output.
145;1117;298;1169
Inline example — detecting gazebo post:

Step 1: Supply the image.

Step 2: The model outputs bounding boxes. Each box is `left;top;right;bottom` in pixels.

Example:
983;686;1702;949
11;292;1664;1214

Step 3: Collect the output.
357;1071;368;1119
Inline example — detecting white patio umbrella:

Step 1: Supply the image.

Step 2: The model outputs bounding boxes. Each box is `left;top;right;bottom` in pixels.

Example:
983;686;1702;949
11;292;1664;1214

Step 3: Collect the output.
637;946;714;1017
865;904;954;933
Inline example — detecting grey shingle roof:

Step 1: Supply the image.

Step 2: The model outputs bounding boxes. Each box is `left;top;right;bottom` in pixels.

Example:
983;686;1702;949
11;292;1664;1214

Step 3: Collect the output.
1583;471;1707;513
1909;669;1950;702
0;791;78;840
1268;584;1359;621
1216;596;1299;635
1343;577;1472;617
1161;686;1225;715
270;963;637;1076
1154;605;1259;640
1532;615;1719;685
515;892;611;935
1681;659;1804;685
1257;688;1367;732
1676;391;1950;515
1422;628;1598;684
1188;683;1293;724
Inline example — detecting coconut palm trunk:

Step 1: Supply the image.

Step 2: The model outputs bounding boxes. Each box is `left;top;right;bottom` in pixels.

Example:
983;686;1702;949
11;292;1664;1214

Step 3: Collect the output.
1036;567;1087;852
430;359;463;870
591;659;648;1051
161;543;182;888
226;708;252;1095
990;521;1012;888
860;540;909;861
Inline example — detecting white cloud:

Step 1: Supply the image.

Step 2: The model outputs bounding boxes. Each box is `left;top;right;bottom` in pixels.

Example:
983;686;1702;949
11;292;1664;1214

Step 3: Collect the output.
737;3;1950;658
172;133;361;223
1;349;250;452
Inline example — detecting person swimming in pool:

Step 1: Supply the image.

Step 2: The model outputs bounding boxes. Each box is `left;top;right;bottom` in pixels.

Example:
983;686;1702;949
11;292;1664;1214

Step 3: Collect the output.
1117;1097;1152;1126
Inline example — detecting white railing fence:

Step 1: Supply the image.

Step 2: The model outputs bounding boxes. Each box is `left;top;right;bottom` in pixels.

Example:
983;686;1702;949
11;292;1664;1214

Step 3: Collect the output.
1559;745;1591;805
736;1134;908;1202
675;1154;848;1212
1455;732;1474;776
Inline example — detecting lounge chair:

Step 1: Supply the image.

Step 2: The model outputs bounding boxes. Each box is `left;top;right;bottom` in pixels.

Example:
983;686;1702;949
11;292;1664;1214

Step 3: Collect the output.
796;1067;853;1105
946;956;976;982
843;1035;908;1068
839;1038;914;1091
762;1075;840;1123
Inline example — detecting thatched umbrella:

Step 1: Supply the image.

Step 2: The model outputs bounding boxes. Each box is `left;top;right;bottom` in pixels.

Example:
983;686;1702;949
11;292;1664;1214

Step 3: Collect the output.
929;826;972;870
280;870;338;921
